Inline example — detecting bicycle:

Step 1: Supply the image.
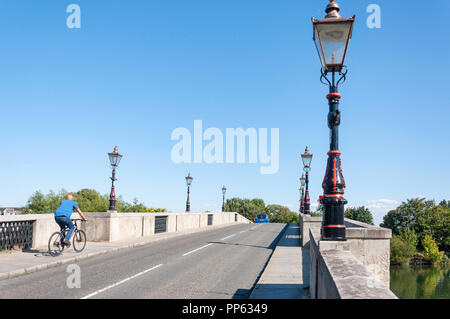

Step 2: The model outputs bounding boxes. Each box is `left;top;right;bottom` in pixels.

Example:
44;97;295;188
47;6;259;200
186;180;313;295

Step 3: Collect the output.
48;219;87;256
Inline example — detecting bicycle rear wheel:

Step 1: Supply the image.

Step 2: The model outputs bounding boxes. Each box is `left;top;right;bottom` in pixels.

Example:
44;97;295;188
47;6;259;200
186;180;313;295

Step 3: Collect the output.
48;232;64;256
73;229;86;252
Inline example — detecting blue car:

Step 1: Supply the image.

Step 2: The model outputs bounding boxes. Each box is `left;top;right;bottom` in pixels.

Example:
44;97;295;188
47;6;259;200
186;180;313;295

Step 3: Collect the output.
255;213;270;223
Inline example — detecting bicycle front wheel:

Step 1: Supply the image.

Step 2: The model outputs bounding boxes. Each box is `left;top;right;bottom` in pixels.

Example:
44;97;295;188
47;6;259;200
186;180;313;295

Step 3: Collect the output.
48;232;64;256
73;229;86;252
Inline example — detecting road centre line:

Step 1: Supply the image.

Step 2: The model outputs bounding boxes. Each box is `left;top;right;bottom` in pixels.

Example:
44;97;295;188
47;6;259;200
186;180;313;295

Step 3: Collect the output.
221;234;236;240
80;264;163;299
182;243;213;257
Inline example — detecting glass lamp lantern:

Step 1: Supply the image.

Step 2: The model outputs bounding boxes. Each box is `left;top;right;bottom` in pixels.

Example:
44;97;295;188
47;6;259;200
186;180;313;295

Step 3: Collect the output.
300;174;306;187
108;146;123;168
301;147;313;171
312;0;355;73
185;172;193;186
222;185;227;195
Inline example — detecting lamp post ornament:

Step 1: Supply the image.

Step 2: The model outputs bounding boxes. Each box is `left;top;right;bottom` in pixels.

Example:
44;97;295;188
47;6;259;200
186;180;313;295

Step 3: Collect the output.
108;146;123;211
312;0;355;241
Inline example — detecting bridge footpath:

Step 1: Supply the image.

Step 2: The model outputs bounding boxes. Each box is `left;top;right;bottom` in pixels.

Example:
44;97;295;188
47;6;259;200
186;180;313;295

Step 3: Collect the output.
250;224;310;299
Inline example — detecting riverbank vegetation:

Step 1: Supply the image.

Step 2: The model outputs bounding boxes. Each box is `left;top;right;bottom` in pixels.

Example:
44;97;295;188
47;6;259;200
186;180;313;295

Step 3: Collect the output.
381;198;449;266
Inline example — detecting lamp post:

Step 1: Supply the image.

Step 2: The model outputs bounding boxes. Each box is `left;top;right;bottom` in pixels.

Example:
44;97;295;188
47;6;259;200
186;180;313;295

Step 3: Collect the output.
301;147;313;215
222;185;227;212
311;0;355;241
185;173;193;212
300;174;306;214
242;199;246;218
108;146;123;211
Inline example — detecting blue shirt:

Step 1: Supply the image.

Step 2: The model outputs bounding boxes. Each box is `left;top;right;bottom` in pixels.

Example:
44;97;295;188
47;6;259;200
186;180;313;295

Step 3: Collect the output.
54;200;79;218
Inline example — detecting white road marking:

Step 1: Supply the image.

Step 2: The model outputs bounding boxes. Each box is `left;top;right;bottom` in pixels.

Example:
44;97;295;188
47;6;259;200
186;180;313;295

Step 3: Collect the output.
221;234;236;240
182;243;213;257
80;264;163;299
240;230;247;233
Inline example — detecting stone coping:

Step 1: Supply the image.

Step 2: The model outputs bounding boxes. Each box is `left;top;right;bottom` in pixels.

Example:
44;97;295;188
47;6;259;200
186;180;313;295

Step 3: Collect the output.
300;215;392;239
320;249;397;299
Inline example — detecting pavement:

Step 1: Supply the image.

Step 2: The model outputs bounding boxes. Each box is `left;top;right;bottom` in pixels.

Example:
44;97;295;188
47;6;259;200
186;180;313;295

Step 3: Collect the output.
0;223;286;299
249;223;310;299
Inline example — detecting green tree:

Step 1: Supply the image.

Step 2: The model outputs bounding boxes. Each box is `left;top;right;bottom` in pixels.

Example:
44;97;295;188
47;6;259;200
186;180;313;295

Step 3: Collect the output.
225;198;244;214
225;198;266;222
73;189;109;212
22;188;166;214
414;204;450;252
265;205;298;224
422;235;444;263
380;198;435;234
399;227;419;250
344;206;374;225
22;189;67;214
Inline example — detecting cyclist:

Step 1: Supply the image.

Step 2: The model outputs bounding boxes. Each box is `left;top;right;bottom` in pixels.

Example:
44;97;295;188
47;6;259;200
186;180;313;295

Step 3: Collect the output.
54;194;87;247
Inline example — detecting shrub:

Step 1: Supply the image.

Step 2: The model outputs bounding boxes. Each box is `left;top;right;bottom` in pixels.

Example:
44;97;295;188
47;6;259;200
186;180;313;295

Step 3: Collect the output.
422;235;444;263
390;235;415;265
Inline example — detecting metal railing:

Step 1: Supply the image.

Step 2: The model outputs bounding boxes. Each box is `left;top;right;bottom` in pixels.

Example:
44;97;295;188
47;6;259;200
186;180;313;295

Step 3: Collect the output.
0;220;34;251
154;216;167;234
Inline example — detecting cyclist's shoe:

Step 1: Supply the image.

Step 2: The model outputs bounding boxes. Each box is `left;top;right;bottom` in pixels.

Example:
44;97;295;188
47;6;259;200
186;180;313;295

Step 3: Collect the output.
63;239;71;247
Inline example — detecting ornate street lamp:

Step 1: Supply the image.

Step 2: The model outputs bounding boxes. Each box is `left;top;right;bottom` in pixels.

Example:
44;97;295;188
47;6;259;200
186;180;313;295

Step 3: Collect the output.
242;199;246;218
312;0;355;241
222;185;227;212
108;146;123;211
300;174;306;214
301;147;313;215
185;173;193;212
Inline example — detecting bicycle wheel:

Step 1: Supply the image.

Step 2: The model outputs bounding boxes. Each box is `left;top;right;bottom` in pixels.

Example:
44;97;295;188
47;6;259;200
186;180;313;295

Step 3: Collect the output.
48;232;64;256
73;229;86;252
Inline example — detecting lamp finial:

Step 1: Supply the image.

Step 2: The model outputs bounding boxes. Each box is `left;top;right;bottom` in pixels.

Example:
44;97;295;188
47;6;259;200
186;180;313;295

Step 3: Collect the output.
325;0;341;19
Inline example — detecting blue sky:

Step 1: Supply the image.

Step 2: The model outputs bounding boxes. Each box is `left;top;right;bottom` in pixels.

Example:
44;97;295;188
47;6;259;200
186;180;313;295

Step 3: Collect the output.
0;0;449;225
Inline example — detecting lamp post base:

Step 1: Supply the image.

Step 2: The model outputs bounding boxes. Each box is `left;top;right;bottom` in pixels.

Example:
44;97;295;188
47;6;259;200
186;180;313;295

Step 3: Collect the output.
321;196;347;241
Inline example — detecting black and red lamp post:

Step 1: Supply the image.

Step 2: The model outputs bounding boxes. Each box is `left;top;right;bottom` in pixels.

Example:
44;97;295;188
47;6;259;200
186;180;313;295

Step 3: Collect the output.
185;173;193;212
299;174;306;214
312;0;355;241
108;146;123;211
301;147;313;215
222;185;227;212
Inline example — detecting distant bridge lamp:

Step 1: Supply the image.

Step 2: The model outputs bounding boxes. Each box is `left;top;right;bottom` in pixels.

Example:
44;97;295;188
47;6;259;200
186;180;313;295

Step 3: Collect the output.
185;173;193;212
300;174;306;213
222;186;227;212
312;0;355;241
301;147;313;215
108;146;123;211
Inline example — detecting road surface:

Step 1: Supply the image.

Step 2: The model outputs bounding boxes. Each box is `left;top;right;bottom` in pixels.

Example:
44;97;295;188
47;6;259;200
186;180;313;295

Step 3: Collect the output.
0;223;286;299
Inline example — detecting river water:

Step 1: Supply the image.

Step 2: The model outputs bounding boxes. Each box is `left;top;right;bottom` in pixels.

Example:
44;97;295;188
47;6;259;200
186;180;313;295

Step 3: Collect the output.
390;264;450;299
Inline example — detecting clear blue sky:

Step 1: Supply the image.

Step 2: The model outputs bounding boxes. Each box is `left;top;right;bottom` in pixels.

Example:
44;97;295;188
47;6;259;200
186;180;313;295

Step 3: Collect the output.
0;0;449;225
